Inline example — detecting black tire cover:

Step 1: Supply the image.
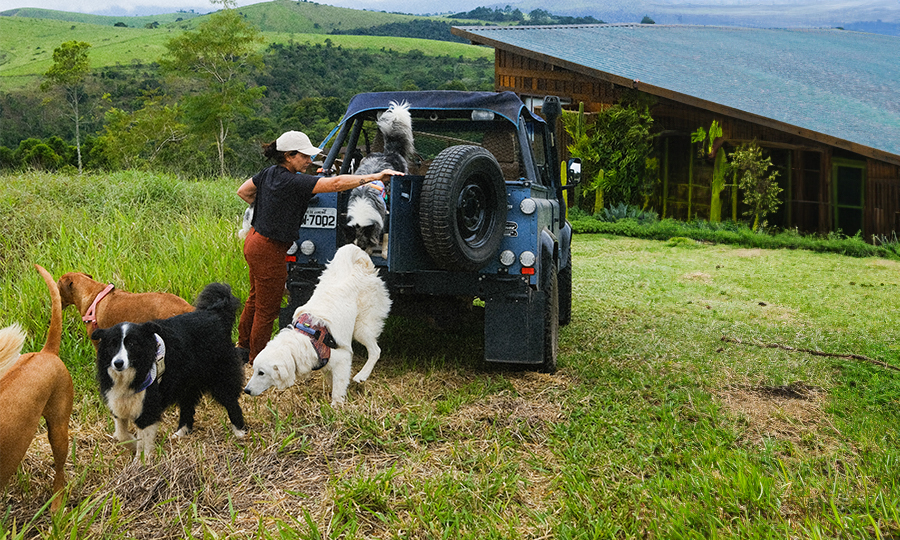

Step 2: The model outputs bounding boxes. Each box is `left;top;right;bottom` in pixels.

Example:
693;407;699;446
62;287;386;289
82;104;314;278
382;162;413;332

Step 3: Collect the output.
419;145;507;271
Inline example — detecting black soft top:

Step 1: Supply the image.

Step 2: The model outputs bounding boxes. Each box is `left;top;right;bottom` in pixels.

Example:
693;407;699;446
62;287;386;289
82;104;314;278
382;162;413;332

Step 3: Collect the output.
329;91;543;138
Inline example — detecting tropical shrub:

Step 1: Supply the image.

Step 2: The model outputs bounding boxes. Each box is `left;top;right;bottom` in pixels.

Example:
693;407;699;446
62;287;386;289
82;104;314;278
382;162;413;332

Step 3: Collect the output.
562;103;658;212
727;141;781;230
595;202;659;224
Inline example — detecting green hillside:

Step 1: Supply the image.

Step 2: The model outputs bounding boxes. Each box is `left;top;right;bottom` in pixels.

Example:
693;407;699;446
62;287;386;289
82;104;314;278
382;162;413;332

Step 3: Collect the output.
237;0;433;34
0;1;492;93
0;6;202;26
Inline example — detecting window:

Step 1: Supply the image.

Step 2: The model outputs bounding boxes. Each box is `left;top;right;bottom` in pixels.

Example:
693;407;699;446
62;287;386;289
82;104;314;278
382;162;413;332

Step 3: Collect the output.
832;158;866;237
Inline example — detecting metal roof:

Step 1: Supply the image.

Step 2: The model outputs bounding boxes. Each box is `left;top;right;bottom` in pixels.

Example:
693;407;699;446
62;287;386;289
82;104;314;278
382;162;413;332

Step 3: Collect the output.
453;24;900;164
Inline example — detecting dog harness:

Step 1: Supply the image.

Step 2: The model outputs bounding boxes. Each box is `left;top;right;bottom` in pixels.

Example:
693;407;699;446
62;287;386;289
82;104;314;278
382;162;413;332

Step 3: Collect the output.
367;180;388;201
83;283;115;332
137;333;167;392
291;313;335;370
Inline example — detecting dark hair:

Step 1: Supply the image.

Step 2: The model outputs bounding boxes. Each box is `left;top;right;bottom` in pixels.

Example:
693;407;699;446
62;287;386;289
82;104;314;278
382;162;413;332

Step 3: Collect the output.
262;141;288;163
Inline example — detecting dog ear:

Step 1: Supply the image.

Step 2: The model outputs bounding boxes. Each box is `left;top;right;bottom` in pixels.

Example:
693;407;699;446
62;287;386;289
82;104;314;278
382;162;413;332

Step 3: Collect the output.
271;363;296;390
144;321;163;335
91;328;108;341
353;247;375;270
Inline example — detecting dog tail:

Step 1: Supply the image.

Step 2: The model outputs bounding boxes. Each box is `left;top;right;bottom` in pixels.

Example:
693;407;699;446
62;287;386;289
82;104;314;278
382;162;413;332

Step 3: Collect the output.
0;323;27;377
378;100;414;160
35;264;63;357
193;282;241;325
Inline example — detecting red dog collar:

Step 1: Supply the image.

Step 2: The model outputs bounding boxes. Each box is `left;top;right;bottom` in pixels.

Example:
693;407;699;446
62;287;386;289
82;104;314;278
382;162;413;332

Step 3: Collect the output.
83;283;115;331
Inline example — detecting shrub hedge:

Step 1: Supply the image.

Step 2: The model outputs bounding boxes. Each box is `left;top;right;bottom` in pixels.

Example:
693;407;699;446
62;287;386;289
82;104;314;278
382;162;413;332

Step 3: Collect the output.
568;208;900;260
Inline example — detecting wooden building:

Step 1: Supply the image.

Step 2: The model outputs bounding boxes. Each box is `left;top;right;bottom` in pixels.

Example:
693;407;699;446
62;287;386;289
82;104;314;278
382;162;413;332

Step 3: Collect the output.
453;24;900;237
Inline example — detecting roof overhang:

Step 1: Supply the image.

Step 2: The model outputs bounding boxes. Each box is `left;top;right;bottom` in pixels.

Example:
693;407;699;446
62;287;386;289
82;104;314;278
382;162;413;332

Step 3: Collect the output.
453;25;900;167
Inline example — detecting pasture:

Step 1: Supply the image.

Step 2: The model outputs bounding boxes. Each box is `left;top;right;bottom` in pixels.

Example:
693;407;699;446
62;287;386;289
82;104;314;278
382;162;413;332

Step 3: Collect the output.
1;171;899;538
0;10;492;92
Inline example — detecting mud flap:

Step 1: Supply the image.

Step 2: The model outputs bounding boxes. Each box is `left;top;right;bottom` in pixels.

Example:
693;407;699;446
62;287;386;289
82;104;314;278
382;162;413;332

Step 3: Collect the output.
483;288;545;365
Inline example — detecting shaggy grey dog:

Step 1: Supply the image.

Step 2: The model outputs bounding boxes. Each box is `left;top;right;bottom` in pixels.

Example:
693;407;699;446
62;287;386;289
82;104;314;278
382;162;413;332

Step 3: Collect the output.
346;101;414;253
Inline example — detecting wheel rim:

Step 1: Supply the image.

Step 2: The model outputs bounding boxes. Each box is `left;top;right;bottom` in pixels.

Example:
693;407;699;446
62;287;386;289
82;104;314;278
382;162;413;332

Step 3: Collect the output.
456;177;491;247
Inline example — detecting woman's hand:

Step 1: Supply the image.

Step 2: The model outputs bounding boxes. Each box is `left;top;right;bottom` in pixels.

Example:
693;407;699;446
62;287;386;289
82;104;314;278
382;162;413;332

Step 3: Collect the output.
361;169;405;185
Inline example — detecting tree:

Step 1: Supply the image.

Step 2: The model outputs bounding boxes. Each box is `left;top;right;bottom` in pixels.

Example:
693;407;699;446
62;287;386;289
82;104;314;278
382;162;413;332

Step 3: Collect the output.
527;8;555;25
98;93;186;170
41;40;91;174
159;6;264;177
728;141;781;230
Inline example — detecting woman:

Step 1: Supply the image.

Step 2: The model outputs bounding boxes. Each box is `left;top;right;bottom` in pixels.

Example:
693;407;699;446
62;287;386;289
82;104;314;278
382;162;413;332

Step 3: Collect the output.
236;130;402;364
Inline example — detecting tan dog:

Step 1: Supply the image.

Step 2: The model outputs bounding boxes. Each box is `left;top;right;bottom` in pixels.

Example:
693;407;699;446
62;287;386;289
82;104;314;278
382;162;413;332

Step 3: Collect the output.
0;264;74;512
57;272;194;347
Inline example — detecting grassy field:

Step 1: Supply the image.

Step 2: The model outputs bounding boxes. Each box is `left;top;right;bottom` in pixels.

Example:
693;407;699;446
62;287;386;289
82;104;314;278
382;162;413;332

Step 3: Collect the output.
0;1;493;92
0;6;200;25
2;171;900;538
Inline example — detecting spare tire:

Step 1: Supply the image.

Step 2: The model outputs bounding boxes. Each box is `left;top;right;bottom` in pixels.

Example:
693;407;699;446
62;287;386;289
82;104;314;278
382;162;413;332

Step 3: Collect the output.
419;145;507;271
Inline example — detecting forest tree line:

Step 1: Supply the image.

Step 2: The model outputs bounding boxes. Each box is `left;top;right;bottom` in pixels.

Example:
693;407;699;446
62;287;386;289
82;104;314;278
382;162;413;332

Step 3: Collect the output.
0;12;494;178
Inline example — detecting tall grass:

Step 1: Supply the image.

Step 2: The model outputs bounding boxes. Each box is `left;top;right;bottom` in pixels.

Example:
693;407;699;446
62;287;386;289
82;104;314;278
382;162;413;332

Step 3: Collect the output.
2;171;900;538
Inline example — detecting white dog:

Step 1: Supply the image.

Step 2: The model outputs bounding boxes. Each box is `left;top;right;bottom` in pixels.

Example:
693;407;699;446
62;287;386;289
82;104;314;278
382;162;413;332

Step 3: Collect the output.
243;243;392;405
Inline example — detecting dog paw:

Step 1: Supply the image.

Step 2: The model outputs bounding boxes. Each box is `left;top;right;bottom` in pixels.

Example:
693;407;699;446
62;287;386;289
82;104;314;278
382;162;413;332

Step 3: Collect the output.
232;425;247;439
170;426;191;439
352;374;368;383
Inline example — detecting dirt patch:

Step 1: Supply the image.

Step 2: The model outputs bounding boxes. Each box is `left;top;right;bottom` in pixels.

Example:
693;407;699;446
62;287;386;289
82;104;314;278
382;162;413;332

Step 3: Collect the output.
757;303;803;324
451;396;564;431
869;259;900;269
712;382;837;455
730;248;764;258
506;370;571;396
681;271;712;282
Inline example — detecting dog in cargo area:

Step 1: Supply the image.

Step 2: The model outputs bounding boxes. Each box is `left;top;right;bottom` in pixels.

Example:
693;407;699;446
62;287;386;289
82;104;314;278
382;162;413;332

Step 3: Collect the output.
243;243;392;405
344;100;414;253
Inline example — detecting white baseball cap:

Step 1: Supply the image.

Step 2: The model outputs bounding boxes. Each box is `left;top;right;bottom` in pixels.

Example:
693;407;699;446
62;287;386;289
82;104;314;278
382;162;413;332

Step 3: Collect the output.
275;131;322;156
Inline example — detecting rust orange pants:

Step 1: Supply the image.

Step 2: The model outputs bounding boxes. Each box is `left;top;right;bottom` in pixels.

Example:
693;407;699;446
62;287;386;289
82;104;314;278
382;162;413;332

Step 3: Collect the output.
238;227;291;364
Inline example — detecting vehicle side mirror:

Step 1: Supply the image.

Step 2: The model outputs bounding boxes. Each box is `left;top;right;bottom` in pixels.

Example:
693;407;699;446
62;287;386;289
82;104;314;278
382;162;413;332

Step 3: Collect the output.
566;158;582;185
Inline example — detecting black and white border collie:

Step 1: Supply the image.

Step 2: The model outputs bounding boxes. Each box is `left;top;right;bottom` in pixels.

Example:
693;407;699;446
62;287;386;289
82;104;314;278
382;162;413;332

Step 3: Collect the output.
92;282;246;460
345;100;414;253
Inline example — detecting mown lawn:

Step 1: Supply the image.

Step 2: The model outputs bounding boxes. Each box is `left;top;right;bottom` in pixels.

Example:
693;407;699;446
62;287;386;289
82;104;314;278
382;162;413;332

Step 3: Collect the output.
1;172;898;539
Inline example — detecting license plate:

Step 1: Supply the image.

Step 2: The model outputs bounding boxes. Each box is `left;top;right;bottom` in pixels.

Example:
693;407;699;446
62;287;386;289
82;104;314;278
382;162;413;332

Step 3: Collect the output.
301;207;337;229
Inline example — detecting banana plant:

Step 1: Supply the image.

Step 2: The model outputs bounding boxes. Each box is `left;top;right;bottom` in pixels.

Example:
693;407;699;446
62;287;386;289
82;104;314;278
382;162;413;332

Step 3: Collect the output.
691;120;723;160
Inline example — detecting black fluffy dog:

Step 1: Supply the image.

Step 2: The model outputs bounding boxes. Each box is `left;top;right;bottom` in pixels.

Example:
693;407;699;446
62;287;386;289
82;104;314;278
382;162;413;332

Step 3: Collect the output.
92;282;246;460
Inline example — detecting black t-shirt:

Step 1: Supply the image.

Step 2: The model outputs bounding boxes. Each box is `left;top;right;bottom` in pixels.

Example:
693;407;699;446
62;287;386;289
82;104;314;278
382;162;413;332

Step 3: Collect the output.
250;164;319;243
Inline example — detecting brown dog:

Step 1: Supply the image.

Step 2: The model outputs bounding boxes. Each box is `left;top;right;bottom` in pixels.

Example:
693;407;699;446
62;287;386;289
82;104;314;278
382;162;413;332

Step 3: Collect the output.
57;272;194;347
0;264;74;512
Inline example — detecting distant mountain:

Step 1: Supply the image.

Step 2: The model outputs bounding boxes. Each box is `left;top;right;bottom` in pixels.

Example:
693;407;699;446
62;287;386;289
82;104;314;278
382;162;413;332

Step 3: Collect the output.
318;0;900;27
3;0;899;35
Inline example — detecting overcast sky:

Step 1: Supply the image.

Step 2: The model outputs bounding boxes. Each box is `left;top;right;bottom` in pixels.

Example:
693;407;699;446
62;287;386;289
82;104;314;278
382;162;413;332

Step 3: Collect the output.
4;0;898;21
